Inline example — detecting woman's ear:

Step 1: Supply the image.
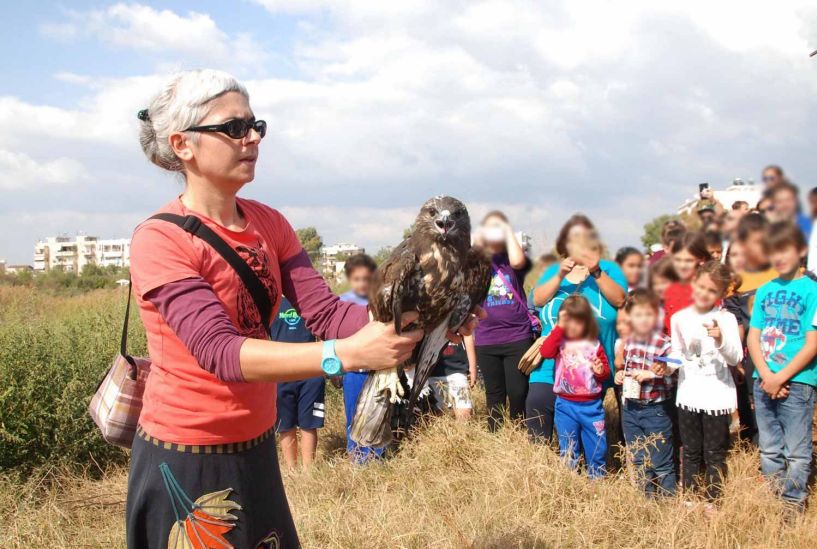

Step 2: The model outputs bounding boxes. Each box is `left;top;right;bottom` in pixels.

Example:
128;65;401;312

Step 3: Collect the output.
168;131;194;163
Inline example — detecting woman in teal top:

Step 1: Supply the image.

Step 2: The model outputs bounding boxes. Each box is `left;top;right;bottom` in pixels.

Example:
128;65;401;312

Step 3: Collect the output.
525;214;627;443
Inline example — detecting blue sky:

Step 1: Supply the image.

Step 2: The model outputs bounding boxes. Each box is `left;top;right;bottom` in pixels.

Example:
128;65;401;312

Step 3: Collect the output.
2;1;817;263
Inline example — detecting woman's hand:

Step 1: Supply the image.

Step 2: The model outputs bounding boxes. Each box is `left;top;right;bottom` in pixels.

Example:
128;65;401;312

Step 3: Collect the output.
633;370;656;383
469;367;478;388
558;258;576;278
447;305;487;343
335;311;424;371
614;370;626;385
575;248;600;273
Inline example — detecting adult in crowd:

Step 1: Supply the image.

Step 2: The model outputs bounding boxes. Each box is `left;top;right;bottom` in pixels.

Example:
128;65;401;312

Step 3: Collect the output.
473;211;534;431
526;215;627;443
126;70;480;548
761;164;786;190
649;219;686;266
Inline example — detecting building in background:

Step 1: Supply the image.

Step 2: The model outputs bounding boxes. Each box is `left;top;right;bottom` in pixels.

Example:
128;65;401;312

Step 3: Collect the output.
677;178;763;215
320;242;365;281
6;264;34;275
95;238;131;268
33;234;130;273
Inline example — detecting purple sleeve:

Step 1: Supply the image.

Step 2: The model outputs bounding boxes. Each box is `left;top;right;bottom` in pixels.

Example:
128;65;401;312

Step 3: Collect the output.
146;277;247;383
280;249;369;339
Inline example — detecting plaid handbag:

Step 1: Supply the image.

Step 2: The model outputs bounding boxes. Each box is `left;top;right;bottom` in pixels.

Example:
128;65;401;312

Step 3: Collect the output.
88;213;273;449
88;281;150;448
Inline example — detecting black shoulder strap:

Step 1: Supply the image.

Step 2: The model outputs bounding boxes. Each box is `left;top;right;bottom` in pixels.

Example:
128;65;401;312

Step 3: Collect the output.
149;213;273;323
119;213;273;367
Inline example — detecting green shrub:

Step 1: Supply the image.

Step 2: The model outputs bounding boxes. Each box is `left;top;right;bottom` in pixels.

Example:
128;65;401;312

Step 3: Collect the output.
0;287;146;471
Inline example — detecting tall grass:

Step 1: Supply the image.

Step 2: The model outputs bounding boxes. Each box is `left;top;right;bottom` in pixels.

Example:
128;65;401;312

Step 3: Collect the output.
1;288;815;547
0;287;144;472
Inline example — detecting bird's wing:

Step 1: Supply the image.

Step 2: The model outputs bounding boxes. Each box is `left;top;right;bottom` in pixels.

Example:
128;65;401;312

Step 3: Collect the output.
449;246;493;331
406;312;453;412
370;240;419;333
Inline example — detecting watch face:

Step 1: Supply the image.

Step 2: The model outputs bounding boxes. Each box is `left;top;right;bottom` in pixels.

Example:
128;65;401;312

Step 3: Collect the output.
322;357;341;375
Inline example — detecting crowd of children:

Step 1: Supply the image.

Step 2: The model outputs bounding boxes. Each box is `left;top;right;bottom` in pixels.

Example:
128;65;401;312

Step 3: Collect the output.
548;165;817;513
272;164;816;514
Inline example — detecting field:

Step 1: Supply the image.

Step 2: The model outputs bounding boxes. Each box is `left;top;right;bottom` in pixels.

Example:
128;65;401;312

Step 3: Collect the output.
1;286;816;548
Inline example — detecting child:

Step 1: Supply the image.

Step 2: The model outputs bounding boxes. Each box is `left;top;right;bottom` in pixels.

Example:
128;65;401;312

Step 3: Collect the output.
665;261;743;506
703;231;724;263
726;240;745;272
426;336;478;421
724;213;777;443
615;247;645;292
663;232;712;334
338;254;384;462
649;219;686;266
539;295;611;478
747;222;817;509
615;289;676;496
271;296;324;468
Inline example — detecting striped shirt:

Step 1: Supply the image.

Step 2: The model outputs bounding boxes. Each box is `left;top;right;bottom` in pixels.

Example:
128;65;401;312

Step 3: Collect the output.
622;330;673;403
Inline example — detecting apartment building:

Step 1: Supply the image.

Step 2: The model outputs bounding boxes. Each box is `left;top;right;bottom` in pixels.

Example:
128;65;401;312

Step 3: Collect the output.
320;242;365;280
33;234;130;273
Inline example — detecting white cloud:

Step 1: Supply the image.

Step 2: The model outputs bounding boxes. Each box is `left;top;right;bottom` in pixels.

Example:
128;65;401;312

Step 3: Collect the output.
40;3;266;70
0;150;86;190
4;1;817;264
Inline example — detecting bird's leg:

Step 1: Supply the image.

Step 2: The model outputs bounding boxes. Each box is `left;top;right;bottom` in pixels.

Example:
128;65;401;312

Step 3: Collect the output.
372;367;404;404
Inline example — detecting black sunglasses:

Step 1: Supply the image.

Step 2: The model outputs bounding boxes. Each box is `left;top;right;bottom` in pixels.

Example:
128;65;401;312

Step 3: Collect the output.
185;118;267;140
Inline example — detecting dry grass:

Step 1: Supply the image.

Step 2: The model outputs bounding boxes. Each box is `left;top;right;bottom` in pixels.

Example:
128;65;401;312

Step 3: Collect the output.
2;387;815;549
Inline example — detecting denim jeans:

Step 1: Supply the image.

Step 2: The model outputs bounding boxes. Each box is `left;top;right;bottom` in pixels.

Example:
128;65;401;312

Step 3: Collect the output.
753;379;816;505
621;399;677;496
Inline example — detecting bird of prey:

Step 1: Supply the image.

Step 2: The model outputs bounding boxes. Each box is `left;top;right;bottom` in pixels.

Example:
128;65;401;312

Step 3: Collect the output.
350;196;492;448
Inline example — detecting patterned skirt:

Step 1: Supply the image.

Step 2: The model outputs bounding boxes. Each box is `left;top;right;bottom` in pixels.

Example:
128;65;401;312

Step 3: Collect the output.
126;425;299;548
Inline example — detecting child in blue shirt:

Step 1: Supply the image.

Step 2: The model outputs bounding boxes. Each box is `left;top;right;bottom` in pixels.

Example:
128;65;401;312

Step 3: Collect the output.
338;254;385;462
748;222;817;509
271;296;325;468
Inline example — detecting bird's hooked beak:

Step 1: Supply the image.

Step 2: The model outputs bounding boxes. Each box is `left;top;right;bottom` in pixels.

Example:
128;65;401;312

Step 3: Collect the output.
434;210;454;238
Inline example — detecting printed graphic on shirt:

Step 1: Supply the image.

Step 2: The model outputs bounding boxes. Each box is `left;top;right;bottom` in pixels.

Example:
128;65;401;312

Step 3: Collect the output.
279;307;301;328
554;340;601;397
757;288;807;366
485;271;516;308
235;241;279;338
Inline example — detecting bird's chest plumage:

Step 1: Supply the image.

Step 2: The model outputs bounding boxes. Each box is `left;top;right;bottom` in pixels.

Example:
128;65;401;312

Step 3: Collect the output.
415;243;463;327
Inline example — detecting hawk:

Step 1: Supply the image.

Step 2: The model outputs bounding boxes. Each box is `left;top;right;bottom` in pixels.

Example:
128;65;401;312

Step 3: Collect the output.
350;196;492;448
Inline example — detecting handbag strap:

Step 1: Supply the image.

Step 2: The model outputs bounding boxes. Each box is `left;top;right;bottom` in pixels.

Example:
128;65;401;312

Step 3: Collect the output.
492;260;540;328
119;213;273;361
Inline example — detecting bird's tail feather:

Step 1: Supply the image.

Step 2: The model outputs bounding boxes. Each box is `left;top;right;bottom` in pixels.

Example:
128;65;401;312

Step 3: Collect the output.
349;369;400;448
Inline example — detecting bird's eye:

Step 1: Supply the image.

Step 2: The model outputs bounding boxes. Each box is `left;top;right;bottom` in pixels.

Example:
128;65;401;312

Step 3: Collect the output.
428;208;438;216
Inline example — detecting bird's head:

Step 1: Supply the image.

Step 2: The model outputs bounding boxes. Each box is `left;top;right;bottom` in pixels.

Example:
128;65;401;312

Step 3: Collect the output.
414;196;471;245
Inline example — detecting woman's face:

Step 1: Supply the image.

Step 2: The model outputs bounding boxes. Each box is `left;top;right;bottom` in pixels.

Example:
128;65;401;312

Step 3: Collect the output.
481;215;508;252
177;91;261;190
671;249;700;283
620;253;644;288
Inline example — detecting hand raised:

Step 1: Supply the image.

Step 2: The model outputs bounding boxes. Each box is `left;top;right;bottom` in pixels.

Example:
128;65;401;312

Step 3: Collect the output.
704;319;722;345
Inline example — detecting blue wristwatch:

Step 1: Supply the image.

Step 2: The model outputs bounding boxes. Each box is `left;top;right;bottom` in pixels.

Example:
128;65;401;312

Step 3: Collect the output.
321;340;343;376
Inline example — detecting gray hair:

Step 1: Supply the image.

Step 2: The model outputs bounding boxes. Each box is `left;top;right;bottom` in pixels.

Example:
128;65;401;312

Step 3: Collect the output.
138;69;249;172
